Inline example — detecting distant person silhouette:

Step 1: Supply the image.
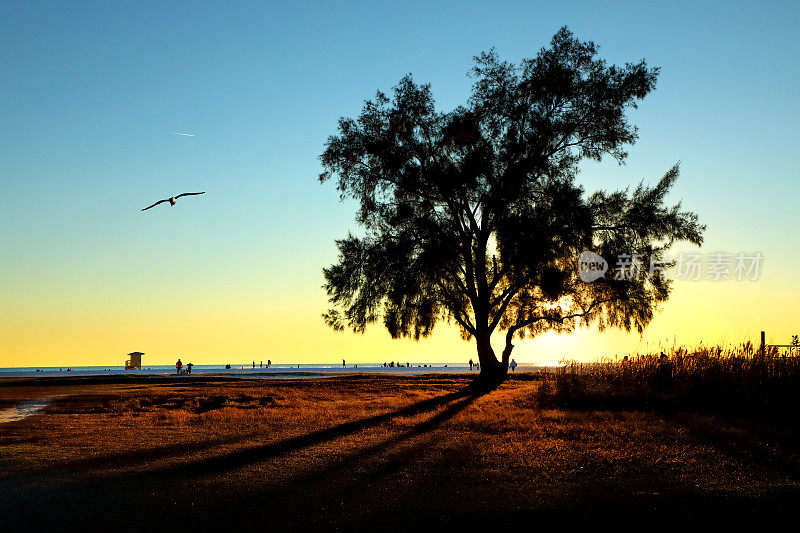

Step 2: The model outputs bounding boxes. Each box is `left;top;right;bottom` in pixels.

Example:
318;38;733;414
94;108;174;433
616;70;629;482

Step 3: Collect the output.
342;359;346;367
510;359;517;373
267;359;271;368
186;362;193;375
654;352;673;391
176;359;183;375
469;358;474;371
621;355;632;382
253;361;255;369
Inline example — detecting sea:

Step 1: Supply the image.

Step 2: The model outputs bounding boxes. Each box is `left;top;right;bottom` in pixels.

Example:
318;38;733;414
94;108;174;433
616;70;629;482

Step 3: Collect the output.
0;363;546;379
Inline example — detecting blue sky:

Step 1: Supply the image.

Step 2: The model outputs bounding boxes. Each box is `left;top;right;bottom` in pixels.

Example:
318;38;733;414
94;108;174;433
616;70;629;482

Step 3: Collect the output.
1;1;799;366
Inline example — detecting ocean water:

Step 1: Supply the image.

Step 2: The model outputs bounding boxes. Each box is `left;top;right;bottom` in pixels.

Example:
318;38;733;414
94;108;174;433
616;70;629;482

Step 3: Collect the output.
0;363;543;378
0;397;56;423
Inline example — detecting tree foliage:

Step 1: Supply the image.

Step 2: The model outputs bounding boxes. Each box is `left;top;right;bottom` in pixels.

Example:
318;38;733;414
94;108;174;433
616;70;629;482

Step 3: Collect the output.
319;27;704;379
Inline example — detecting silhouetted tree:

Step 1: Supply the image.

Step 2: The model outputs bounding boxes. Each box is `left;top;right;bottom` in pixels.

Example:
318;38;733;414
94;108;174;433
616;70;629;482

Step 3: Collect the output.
319;27;704;382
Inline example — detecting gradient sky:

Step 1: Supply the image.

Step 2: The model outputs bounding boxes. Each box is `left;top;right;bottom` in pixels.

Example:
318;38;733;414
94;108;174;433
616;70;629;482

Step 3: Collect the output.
2;1;799;367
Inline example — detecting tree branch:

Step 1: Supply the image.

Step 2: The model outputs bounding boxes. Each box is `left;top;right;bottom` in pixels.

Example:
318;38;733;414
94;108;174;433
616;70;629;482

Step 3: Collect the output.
506;297;616;338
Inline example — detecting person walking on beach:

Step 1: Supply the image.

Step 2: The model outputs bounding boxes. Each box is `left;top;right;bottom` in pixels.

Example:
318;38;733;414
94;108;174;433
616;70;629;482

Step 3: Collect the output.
510;359;517;373
176;358;183;375
186;362;193;375
342;359;346;367
469;358;474;371
267;359;271;368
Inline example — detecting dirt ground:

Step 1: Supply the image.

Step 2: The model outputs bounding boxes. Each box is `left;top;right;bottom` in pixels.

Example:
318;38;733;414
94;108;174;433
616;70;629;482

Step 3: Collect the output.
1;373;799;531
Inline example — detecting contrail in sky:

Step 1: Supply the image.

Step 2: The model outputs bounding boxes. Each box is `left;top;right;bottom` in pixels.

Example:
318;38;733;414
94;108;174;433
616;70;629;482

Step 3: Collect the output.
170;131;195;136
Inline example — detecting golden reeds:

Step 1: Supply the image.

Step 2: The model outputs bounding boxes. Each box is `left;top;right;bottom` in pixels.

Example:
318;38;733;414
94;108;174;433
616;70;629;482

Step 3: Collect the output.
536;342;800;411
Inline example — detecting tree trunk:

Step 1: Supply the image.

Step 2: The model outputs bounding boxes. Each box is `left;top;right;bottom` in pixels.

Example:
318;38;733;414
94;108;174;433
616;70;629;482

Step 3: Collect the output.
475;332;506;383
501;340;513;371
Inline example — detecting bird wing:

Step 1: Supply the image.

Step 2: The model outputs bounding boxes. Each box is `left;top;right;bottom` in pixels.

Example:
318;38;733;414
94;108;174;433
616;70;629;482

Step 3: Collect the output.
175;191;206;199
141;198;169;211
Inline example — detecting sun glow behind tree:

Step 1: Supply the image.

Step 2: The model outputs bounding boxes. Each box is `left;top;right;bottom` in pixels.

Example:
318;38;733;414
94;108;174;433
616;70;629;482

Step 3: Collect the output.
319;28;704;380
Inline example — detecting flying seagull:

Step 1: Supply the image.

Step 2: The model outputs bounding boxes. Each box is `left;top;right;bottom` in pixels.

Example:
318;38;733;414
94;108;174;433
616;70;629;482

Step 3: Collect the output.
141;192;205;211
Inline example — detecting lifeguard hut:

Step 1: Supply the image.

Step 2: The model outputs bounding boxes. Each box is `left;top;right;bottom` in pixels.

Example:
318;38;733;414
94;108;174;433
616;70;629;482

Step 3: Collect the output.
125;352;143;370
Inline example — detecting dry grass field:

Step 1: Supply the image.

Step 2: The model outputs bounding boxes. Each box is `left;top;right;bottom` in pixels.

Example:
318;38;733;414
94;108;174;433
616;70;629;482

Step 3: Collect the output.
1;362;799;531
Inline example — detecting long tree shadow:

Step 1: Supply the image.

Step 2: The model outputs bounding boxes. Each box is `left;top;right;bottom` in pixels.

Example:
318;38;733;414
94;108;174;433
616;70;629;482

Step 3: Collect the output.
260;392;479;495
180;392;481;530
1;381;489;531
99;381;488;483
32;377;470;475
37;432;265;475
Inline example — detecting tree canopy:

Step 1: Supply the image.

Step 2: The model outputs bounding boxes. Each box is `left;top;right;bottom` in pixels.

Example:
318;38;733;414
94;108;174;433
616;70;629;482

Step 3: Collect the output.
319;27;704;380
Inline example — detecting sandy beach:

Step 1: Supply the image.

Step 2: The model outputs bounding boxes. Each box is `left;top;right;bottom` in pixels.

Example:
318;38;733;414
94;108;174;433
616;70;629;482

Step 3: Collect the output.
1;373;798;531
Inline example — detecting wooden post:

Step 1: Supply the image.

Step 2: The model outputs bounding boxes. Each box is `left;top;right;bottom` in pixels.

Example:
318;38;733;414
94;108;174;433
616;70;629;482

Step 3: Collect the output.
760;331;766;357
